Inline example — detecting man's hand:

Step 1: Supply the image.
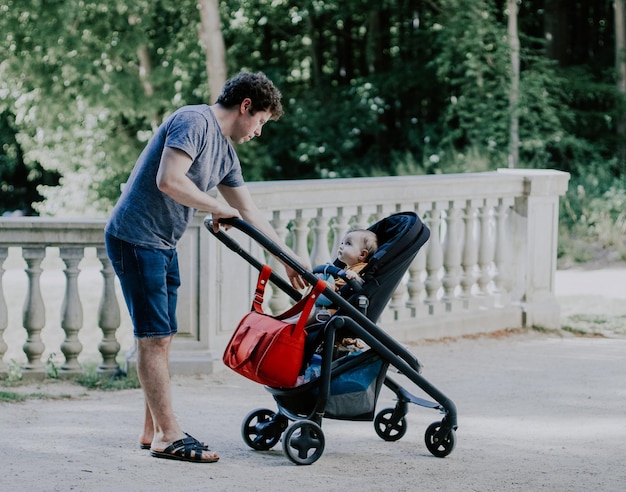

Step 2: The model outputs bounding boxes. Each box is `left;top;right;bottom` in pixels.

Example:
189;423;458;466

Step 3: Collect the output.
285;254;311;290
210;205;241;233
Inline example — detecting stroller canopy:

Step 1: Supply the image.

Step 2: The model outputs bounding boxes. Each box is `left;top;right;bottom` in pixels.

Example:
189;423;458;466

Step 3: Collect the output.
337;211;430;322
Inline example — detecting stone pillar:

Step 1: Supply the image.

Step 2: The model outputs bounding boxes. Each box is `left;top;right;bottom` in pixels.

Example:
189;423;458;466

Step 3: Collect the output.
498;169;570;328
0;248;8;373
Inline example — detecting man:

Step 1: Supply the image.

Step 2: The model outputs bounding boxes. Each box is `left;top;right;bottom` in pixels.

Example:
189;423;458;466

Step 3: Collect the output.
105;71;310;463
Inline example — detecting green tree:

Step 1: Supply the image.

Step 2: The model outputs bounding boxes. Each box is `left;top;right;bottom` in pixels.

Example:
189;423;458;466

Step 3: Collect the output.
0;0;210;214
0;110;60;215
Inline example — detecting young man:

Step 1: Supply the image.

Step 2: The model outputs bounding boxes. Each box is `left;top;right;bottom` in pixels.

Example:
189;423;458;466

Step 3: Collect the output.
105;71;310;463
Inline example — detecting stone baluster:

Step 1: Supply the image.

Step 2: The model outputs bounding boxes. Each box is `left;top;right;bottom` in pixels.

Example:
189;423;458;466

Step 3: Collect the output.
460;200;479;309
477;201;494;306
442;201;463;311
22;247;46;373
0;248;8;371
388;279;405;319
269;211;291;313
59;248;84;373
424;204;443;314
291;210;311;265
331;208;350;257
493;198;511;306
406;206;427;314
310;209;331;266
372;204;386;225
386;205;410;318
353;206;369;230
96;248;121;374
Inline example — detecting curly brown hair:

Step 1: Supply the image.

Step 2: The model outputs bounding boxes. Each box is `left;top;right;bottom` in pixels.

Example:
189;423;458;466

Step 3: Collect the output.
215;71;283;120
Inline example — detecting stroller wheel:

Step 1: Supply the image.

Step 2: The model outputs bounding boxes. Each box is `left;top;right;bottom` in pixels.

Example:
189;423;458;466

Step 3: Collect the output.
282;420;325;465
241;408;286;451
424;421;456;458
374;408;407;442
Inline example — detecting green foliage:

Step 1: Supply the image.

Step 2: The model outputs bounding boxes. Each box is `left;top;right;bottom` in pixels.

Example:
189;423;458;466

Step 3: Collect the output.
6;359;23;383
0;110;60;215
45;353;60;379
433;0;510;165
0;391;27;403
75;364;141;390
0;0;623;261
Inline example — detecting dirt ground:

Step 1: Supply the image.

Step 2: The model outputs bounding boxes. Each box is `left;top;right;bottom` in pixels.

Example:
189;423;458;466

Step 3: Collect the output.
1;268;626;491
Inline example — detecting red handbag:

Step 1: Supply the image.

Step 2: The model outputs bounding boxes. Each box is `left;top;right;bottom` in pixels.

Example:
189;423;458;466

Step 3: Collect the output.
223;265;326;388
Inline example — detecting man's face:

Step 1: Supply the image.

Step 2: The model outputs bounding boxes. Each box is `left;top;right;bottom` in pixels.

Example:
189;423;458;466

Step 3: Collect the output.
233;106;272;144
337;231;366;266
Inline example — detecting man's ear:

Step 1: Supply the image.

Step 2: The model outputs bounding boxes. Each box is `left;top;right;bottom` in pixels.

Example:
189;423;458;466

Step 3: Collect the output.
240;97;252;114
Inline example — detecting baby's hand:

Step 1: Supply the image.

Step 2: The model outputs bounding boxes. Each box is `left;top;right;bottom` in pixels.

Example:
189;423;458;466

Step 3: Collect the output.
345;270;358;280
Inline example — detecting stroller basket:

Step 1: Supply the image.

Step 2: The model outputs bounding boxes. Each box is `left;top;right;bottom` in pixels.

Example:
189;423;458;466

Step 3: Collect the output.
270;350;388;421
205;211;458;465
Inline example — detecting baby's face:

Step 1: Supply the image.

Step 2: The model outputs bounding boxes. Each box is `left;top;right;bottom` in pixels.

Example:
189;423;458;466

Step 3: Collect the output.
337;232;365;266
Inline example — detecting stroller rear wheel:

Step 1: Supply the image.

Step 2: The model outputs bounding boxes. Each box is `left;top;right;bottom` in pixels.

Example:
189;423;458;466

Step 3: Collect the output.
241;408;287;450
424;421;456;457
282;420;325;465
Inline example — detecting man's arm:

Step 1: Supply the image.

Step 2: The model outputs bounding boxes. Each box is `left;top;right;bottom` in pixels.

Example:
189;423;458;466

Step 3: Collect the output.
218;183;311;289
156;146;241;225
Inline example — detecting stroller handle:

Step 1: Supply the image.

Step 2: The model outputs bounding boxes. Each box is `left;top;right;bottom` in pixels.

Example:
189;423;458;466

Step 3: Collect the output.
204;215;321;301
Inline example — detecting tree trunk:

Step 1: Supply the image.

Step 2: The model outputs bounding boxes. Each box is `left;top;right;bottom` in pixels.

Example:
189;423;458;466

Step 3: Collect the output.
197;0;227;103
507;0;520;169
306;8;322;89
615;0;626;168
136;45;160;130
544;0;570;64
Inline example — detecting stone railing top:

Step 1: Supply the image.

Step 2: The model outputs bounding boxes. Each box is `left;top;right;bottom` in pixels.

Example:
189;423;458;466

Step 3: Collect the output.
0;218;107;247
245;170;570;210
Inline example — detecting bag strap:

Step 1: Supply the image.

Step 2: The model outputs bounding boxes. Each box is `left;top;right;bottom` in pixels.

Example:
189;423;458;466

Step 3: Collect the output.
291;279;326;331
251;266;327;329
252;265;273;313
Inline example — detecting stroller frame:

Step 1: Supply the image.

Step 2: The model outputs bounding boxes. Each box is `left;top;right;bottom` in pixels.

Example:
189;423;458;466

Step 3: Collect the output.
205;212;458;465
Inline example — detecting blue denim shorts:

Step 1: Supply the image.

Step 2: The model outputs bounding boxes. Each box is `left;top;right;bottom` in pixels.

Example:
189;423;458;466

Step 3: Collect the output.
105;233;180;338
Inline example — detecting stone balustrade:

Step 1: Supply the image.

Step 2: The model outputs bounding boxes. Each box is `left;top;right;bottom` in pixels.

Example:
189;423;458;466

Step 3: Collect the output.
0;169;570;379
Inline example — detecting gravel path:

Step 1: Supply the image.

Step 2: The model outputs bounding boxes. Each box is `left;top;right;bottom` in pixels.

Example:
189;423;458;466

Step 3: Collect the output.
1;330;625;491
2;267;626;491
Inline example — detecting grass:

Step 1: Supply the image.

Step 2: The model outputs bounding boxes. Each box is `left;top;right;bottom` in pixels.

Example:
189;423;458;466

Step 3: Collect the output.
75;364;141;390
560;312;626;337
0;362;141;404
0;391;74;403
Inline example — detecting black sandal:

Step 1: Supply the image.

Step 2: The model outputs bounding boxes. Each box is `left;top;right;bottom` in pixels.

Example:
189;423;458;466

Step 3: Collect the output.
140;432;209;451
150;436;219;463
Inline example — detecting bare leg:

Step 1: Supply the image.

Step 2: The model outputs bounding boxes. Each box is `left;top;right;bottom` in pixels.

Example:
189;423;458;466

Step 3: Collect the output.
139;400;154;447
137;336;219;460
138;336;171;446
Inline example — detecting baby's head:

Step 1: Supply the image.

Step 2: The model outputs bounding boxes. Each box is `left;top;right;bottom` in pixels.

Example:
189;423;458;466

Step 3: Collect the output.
337;229;378;266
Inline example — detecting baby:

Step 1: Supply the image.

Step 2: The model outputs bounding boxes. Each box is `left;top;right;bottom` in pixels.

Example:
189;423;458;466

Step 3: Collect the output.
317;228;378;303
307;228;378;328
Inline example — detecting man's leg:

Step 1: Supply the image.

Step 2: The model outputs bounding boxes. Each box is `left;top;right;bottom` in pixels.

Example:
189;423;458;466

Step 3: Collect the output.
139;402;154;447
137;336;219;461
138;336;172;447
137;336;180;446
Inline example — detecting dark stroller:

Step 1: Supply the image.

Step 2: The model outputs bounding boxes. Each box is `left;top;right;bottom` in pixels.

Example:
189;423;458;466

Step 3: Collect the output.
204;211;458;465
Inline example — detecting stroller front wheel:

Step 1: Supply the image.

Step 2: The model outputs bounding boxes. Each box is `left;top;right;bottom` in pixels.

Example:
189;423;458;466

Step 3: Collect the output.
282;420;325;465
241;408;286;450
374;408;408;441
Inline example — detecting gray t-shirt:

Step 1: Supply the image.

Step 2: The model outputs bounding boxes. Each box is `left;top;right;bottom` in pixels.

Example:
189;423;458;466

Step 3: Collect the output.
105;105;244;249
